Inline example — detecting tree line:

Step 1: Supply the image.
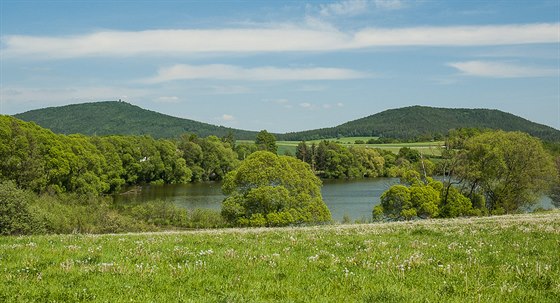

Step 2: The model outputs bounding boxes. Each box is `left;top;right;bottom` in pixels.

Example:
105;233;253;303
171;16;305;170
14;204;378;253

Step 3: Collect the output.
0;116;248;195
375;129;558;220
1;116;429;196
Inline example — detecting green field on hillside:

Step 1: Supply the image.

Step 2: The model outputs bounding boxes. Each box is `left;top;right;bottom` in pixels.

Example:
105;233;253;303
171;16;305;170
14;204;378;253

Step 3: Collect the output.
1;212;558;302
239;138;444;157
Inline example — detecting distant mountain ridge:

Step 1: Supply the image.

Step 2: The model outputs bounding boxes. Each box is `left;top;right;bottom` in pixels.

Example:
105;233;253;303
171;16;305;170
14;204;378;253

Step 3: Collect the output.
279;106;560;142
13;102;560;142
14;101;258;140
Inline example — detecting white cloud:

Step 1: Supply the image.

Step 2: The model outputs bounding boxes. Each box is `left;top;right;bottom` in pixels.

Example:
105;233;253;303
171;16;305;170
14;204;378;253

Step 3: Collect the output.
298;84;327;92
318;0;404;17
3;23;558;59
447;61;558;78
299;102;313;108
201;85;252;95
155;96;180;103
0;86;148;113
373;0;405;10
320;0;368;16
220;114;235;121
337;102;344;107
352;23;560;47
142;64;368;83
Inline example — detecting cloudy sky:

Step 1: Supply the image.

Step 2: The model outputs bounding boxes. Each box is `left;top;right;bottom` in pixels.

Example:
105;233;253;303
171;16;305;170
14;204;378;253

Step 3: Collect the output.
1;0;559;132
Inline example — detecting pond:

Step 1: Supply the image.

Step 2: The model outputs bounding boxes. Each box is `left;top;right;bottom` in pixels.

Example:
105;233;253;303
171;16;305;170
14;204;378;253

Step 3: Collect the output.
114;178;399;221
114;178;555;222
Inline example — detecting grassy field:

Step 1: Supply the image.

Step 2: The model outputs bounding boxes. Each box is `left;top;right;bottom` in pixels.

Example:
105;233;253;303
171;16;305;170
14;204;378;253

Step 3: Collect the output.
1;212;559;302
239;138;444;157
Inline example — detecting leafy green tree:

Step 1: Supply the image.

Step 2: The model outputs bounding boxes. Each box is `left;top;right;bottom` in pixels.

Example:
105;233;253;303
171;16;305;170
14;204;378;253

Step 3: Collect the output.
439;186;475;217
314;141;328;172
398;147;421;162
349;147;385;178
410;184;440;218
178;134;204;181
221;131;236;148
198;136;239;181
255;130;277;153
457;131;556;213
379;185;412;220
235;143;257;160
221;151;331;226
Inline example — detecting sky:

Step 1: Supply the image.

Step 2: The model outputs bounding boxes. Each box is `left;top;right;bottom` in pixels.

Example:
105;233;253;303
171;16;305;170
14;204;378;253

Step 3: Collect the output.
1;0;559;133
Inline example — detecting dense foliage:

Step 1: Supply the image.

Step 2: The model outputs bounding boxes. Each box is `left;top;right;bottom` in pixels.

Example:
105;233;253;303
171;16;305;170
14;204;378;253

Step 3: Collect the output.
453;131;556;213
254;130;278;153
15;101;258;139
280;105;560;142
375;130;557;220
296;140;411;179
0;180;225;235
221;151;331;226
0;116;242;195
0;181;43;235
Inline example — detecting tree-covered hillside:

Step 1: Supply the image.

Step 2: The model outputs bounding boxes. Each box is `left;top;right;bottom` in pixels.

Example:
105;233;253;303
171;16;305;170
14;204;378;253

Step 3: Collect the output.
14;101;258;139
14;102;560;142
279;106;560;142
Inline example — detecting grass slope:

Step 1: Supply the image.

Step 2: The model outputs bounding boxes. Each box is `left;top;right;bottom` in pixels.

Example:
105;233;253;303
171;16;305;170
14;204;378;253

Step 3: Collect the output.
280;106;560;142
14;101;258;140
1;212;558;302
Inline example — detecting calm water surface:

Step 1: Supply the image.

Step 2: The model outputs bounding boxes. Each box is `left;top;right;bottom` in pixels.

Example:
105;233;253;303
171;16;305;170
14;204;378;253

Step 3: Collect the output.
115;178;554;222
115;178;399;221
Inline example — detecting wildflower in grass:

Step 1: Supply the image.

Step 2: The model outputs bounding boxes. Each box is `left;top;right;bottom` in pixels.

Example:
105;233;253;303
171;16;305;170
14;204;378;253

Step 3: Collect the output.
343;267;354;278
198;249;214;256
195;260;205;268
308;254;319;262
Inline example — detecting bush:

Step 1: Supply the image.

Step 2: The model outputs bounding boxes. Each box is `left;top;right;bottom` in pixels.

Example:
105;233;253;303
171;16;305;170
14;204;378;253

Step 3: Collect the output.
440;187;474;218
0;181;44;235
32;193;145;234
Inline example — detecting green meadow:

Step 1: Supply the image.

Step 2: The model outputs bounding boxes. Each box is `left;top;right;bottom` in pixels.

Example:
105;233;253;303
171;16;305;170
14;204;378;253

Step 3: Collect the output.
1;211;558;302
239;138;444;157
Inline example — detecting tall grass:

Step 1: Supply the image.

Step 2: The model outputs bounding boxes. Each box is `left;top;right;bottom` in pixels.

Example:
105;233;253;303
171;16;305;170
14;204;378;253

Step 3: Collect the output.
1;212;558;302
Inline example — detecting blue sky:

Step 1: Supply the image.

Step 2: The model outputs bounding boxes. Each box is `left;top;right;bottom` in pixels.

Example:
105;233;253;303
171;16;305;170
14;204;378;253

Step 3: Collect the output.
1;0;559;132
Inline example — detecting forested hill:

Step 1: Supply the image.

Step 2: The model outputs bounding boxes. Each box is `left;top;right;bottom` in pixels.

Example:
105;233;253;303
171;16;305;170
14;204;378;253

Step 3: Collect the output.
279;106;560;142
14;101;258;139
14;102;560;142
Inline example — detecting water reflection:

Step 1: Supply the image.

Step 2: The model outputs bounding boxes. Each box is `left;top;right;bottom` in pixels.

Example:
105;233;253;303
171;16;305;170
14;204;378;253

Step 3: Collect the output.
114;178;554;222
114;178;399;221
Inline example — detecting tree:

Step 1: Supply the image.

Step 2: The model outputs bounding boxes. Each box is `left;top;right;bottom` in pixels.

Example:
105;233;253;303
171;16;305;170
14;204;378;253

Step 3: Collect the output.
409;184;440;218
398;147;421;163
349;147;385;178
376;179;475;221
235;143;257;160
550;156;560;208
255;130;277;153
221;151;331;226
295;141;311;164
378;185;412;220
456;131;556;213
439;186;475;217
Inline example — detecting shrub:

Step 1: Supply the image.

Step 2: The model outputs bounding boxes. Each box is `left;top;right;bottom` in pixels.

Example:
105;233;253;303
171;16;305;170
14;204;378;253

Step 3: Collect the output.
0;181;44;235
